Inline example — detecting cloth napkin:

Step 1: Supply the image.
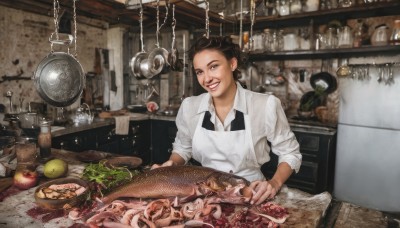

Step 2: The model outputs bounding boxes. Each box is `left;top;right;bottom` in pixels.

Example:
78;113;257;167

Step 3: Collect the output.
114;115;130;135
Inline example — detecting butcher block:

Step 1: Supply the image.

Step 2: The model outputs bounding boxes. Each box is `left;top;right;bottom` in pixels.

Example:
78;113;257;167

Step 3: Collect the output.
0;149;332;227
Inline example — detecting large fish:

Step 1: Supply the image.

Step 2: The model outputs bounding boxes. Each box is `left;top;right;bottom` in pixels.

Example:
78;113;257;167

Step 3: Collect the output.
101;165;251;204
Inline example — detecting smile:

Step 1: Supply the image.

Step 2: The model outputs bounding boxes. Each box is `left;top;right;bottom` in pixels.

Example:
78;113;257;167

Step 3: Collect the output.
207;82;220;91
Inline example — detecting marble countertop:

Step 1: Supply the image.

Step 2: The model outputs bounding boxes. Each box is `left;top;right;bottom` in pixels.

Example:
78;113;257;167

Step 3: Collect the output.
0;149;334;227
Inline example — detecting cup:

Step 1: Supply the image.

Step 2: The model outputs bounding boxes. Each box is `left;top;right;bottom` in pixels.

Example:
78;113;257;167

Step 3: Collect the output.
15;137;38;165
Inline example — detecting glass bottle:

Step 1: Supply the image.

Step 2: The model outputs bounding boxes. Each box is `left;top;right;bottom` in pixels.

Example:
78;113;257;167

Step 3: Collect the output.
38;120;52;159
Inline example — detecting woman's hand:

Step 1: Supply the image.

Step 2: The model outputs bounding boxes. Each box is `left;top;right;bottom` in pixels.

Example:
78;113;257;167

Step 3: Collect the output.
249;179;281;205
150;160;175;170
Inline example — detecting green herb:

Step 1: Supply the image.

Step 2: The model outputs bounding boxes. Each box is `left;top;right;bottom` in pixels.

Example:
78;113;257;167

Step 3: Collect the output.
300;85;326;111
82;160;140;196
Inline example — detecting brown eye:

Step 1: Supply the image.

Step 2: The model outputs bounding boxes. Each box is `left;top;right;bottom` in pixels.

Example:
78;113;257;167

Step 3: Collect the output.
195;70;203;76
210;64;218;70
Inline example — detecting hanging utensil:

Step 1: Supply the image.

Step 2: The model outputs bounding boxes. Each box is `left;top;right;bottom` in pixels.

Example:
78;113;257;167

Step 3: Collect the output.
129;1;149;79
148;0;170;76
33;0;84;107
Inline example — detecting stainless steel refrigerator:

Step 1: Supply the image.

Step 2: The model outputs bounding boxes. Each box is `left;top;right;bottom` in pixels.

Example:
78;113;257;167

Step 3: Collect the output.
334;65;400;212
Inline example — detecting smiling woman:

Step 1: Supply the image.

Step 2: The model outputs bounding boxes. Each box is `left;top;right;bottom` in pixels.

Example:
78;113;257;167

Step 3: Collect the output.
151;36;302;206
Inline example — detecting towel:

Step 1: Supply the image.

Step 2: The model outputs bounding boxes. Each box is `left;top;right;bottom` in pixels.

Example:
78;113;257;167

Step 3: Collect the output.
115;115;130;135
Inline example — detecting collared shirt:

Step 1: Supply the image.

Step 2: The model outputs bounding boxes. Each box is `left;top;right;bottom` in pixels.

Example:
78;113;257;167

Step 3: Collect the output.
172;82;302;173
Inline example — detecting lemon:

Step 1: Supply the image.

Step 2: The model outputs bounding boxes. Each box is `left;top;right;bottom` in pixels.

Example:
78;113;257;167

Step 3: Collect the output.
44;159;68;179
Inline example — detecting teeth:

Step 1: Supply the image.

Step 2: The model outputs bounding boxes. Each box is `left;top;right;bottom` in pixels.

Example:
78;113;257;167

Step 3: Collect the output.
208;83;219;90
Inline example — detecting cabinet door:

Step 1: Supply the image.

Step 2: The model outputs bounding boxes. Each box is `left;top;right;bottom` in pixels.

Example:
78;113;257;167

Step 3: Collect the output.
151;120;177;164
131;120;151;165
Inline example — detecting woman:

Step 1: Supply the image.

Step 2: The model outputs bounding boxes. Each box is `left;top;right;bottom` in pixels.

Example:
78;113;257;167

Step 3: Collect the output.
153;36;302;205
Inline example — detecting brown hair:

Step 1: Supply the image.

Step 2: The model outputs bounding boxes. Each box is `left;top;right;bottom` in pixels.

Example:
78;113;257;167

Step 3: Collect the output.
189;36;241;81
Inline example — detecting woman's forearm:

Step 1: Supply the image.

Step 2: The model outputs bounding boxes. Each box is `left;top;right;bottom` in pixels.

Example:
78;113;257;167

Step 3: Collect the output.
270;162;294;189
168;153;186;166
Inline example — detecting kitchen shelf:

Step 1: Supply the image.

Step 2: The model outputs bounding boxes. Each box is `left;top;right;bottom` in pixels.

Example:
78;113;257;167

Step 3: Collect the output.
248;1;400;30
248;45;400;61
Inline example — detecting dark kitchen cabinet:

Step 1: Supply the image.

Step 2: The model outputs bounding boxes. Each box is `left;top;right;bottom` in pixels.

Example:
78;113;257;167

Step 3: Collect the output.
262;128;337;194
150;120;177;165
52;120;151;164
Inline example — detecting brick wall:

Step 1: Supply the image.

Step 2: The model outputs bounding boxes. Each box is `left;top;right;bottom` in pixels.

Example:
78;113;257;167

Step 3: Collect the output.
0;5;107;116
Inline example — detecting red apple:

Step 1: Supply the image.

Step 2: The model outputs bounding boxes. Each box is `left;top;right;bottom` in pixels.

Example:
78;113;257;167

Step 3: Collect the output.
13;169;39;190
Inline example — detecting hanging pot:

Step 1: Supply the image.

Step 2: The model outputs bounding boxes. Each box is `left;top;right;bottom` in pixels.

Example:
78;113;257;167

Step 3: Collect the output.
34;0;84;107
148;47;170;76
33;51;85;107
130;52;149;79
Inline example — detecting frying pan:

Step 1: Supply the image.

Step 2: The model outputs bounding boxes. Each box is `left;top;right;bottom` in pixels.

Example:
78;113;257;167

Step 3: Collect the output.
34;0;85;107
310;72;338;94
33;51;84;107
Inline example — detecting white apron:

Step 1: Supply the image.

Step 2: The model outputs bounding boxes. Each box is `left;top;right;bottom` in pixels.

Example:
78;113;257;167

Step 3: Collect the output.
192;111;265;182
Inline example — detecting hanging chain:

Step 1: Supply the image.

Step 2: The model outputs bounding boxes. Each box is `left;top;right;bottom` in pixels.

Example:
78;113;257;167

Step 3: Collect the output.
239;0;243;49
155;0;168;48
171;4;176;50
159;1;168;34
156;0;160;48
140;0;144;52
249;0;256;51
73;0;78;57
51;0;60;52
205;0;209;38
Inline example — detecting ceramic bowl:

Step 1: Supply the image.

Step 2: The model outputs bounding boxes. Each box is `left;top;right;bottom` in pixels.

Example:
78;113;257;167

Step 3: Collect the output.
34;177;89;210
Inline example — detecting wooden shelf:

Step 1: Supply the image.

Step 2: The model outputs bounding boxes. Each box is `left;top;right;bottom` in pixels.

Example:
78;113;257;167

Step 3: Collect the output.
248;45;400;61
247;1;400;30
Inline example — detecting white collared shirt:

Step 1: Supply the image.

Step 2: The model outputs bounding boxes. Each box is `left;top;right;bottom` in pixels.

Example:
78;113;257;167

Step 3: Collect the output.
172;82;302;173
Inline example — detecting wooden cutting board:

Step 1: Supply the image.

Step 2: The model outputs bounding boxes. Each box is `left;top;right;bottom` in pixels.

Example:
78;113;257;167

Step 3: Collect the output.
0;178;13;193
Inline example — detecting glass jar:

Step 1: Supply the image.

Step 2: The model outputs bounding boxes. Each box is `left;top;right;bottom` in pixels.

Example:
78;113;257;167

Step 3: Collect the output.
38;120;51;159
325;27;338;49
290;0;302;14
270;30;279;52
338;26;354;48
277;0;290;16
371;24;389;46
390;19;400;45
263;29;272;52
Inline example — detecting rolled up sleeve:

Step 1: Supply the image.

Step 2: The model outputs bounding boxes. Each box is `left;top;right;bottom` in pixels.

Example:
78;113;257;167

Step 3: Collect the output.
265;96;302;173
172;99;194;163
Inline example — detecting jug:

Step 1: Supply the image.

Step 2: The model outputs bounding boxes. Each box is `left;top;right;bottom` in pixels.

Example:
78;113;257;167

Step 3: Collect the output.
371;24;388;46
338;26;353;48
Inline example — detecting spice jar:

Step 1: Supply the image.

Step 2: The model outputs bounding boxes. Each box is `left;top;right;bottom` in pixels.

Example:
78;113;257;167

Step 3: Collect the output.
38;120;52;158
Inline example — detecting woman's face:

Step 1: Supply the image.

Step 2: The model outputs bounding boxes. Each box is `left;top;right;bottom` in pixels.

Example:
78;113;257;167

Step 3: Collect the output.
193;49;237;99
